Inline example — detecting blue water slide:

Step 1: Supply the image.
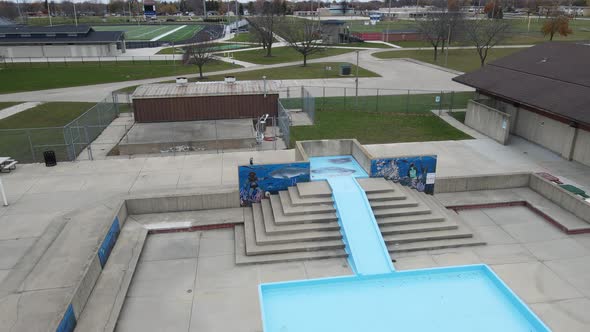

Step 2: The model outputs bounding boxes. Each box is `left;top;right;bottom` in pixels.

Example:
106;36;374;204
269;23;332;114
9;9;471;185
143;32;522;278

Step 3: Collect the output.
328;176;395;275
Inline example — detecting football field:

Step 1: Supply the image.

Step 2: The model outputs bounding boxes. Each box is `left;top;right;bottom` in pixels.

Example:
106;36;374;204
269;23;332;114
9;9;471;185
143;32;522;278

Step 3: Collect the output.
93;24;204;42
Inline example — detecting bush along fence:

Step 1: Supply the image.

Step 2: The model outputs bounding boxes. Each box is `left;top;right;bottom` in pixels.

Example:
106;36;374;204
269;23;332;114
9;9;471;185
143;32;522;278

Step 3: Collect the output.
0;94;121;163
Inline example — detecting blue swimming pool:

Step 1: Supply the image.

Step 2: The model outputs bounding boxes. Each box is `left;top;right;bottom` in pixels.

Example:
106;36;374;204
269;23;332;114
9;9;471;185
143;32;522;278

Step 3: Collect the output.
258;155;551;332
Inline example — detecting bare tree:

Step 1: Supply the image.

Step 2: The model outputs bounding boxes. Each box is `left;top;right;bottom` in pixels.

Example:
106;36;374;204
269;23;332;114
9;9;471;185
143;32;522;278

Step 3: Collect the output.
416;13;447;61
464;19;510;67
247;0;282;57
278;19;323;66
184;43;216;79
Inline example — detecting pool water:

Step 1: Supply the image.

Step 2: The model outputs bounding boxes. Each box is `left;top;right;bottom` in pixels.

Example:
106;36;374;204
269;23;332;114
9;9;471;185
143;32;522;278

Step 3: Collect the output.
259;155;551;332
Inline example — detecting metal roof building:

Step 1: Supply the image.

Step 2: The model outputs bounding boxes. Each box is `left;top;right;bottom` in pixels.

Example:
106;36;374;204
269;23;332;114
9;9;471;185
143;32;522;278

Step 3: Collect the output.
0;24;125;58
131;81;279;123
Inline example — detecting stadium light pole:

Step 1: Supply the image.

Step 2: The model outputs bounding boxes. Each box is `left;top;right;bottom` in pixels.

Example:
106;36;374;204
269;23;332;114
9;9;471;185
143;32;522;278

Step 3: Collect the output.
73;1;78;26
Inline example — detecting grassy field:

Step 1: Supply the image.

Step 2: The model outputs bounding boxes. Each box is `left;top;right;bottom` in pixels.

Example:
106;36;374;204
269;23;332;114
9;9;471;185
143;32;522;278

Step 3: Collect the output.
0;102;21;111
232;47;359;65
204;62;380;81
282;91;474;113
372;47;526;72
0;60;241;94
93;24;204;42
449;111;466;123
336;42;393;48
0;102;97;162
290;111;471;146
227;32;259;43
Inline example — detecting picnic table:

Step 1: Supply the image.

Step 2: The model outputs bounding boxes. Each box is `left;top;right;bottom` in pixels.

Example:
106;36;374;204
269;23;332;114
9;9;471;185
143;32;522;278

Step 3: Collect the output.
0;157;18;173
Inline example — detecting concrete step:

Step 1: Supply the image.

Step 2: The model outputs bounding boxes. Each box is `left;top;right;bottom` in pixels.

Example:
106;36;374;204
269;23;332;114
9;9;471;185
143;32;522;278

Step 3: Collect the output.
370;197;419;209
388;237;487;255
278;191;335;215
379;219;458;235
271;196;339;225
382;227;474;245
297;181;332;198
261;199;341;234
377;213;446;227
243;210;345;255
357;178;397;193
74;221;148;332
366;190;407;201
251;204;342;244
234;225;347;264
288;186;333;206
373;205;433;218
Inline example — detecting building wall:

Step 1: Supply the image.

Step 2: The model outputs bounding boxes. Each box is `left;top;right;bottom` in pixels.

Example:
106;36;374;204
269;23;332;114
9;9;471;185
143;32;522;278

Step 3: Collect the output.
572;128;590;166
133;94;279;123
0;43;120;58
513;109;573;155
465;100;511;145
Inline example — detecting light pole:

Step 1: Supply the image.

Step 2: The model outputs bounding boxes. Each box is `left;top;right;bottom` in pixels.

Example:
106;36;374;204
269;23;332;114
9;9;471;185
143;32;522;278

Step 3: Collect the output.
73;1;78;26
355;50;359;106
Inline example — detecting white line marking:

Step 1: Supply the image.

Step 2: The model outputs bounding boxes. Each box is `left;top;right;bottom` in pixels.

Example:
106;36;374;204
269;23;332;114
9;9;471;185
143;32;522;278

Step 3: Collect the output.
150;25;187;41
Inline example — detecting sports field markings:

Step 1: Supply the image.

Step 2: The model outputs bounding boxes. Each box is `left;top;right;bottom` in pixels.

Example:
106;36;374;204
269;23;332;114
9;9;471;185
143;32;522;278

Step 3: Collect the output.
135;25;173;39
151;25;187;41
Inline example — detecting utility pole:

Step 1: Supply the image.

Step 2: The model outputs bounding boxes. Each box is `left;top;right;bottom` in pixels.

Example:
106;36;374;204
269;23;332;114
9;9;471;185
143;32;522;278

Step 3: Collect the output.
47;2;53;26
386;0;391;42
73;1;78;26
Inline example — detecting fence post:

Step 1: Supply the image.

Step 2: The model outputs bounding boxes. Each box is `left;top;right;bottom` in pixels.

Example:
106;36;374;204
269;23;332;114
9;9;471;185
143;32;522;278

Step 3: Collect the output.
376;88;379;112
26;129;35;162
84;126;93;161
406;90;410;114
344;88;347;111
300;86;304;110
438;91;444;116
449;91;455;113
322;87;325;111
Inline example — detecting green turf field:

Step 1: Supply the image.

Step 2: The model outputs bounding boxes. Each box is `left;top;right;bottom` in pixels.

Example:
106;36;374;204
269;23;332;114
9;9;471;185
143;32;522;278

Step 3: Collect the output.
93;24;203;42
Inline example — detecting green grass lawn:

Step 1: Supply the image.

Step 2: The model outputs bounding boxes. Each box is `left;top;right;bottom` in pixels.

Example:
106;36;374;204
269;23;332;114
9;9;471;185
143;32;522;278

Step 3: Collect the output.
203;62;379;81
290;111;471;147
0;60;241;94
232;47;359;65
281;91;474;113
227;32;259;43
0;102;98;162
449;111;466;123
156;47;186;54
156;43;251;55
0;102;21;111
372;47;526;72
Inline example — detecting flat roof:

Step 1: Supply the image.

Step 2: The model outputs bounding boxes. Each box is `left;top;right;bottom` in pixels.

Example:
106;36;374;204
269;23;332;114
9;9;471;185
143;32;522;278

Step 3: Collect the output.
453;42;590;127
132;81;279;99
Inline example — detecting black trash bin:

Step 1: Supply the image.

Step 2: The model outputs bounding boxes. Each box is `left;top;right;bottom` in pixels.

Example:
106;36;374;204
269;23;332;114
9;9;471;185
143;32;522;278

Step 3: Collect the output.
43;151;57;167
340;64;352;76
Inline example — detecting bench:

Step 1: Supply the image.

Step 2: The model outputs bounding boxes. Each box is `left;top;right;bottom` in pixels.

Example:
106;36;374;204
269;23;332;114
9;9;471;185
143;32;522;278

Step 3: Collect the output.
0;160;18;172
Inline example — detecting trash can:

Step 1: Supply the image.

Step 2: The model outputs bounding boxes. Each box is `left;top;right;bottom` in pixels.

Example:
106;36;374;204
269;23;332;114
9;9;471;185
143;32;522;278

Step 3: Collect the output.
43;151;57;167
340;64;352;76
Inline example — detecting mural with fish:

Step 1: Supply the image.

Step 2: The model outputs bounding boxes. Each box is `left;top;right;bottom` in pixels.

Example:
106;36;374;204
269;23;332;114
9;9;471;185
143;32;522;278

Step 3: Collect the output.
238;162;311;207
371;156;437;195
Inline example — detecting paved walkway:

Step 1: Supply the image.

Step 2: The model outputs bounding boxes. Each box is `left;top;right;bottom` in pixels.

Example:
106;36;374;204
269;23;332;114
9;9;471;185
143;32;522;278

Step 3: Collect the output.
0;102;42;121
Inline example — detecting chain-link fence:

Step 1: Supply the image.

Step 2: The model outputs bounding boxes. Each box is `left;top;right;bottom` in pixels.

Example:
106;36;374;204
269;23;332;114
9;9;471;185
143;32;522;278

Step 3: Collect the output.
0;95;120;163
277;86;473;115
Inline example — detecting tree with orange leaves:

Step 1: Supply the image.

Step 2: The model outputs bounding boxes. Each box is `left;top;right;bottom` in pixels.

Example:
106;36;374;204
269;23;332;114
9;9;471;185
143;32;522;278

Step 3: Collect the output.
542;16;573;41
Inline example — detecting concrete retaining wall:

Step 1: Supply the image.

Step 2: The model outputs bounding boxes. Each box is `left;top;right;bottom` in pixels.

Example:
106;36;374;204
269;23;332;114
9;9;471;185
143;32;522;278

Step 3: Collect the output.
513;109;573;156
434;172;531;193
126;189;239;215
0;44;119;58
295;139;374;174
465;100;511;145
529;173;590;224
572;129;590;166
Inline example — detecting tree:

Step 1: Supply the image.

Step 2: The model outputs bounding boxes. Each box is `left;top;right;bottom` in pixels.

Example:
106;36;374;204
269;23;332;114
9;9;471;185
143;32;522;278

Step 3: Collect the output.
416;13;447;61
279;18;323;66
247;0;282;57
542;15;573;40
465;18;510;67
484;1;504;18
184;43;216;79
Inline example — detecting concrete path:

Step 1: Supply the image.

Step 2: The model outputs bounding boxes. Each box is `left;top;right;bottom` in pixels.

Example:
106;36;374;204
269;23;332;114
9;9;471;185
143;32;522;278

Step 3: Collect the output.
0;102;42;120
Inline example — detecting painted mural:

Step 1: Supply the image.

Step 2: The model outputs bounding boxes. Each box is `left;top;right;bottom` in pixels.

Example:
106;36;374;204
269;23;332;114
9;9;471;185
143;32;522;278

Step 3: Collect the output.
370;156;437;195
239;162;311;207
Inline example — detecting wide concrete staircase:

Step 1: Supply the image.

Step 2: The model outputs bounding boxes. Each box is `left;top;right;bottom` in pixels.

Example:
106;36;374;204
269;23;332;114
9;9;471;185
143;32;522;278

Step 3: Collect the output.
235;178;485;264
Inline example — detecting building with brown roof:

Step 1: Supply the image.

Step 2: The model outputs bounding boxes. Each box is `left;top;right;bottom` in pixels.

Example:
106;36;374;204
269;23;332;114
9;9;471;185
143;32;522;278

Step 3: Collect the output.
452;42;590;167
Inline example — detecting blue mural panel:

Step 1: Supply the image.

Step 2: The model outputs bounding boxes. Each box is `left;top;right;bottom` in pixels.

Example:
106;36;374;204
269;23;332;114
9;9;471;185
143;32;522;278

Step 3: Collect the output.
98;217;121;268
56;304;76;332
239;163;310;207
371;156;437;195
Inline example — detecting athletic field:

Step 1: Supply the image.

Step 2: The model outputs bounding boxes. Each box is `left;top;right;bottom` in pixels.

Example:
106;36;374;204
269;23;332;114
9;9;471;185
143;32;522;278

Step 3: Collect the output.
93;25;204;42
